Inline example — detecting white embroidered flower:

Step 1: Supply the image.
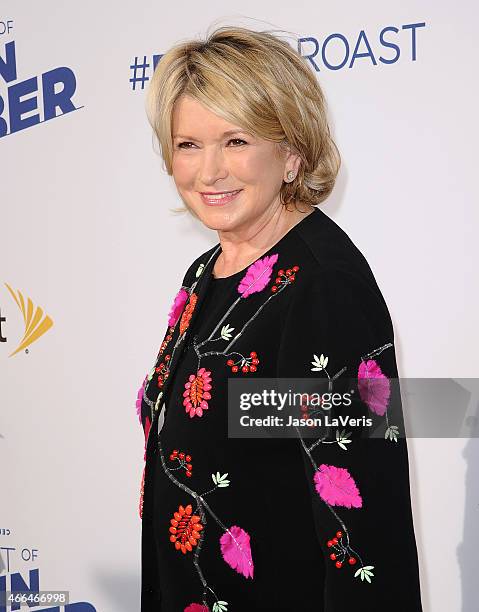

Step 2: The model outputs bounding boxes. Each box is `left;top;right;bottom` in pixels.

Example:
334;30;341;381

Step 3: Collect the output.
311;353;328;371
220;324;235;340
212;472;230;487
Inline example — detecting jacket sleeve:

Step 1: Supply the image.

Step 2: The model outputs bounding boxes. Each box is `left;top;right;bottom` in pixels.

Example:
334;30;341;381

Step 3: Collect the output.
276;265;423;611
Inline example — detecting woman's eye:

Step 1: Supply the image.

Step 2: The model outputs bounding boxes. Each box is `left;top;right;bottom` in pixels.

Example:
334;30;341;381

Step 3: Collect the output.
176;138;247;149
228;138;247;146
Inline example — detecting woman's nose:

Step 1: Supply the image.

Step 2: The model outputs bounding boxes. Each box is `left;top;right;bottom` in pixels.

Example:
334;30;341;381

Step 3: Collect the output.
199;147;228;184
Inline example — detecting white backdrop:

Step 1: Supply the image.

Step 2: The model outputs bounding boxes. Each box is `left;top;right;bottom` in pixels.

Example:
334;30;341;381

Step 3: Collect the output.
1;2;478;611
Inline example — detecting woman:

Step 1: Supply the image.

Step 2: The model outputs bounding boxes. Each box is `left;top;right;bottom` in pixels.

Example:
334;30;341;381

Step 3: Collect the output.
137;26;423;612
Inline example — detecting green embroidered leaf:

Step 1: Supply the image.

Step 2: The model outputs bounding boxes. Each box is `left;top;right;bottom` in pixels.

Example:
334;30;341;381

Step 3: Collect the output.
212;472;230;487
336;429;352;451
385;425;399;442
221;324;235;340
154;392;163;411
311;353;328;372
196;263;205;278
213;602;228;612
354;566;375;583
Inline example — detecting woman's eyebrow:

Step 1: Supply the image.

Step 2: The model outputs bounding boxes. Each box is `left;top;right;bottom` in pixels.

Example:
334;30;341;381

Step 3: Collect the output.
173;129;248;139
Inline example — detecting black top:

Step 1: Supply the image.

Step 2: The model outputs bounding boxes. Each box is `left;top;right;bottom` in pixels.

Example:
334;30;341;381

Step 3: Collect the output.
138;207;423;612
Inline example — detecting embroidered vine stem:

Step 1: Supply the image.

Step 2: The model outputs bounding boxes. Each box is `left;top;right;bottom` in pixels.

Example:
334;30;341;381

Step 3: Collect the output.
297;430;352;547
361;342;393;361
196;256;270;349
158;440;254;571
197;281;289;357
196;296;242;349
298;344;397;570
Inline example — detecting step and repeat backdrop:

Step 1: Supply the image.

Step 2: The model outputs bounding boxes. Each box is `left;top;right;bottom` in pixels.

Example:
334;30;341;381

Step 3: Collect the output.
1;2;478;611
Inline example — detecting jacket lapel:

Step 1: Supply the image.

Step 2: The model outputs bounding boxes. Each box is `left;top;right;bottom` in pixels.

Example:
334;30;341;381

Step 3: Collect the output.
156;244;221;419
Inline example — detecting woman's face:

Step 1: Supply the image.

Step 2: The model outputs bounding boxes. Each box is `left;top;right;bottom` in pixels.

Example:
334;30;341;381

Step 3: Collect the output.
171;95;300;235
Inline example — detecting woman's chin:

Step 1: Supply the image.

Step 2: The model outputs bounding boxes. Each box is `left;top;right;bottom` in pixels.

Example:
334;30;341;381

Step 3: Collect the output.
194;207;243;232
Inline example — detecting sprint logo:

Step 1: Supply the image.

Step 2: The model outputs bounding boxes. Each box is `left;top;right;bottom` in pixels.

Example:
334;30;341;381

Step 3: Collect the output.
1;283;53;356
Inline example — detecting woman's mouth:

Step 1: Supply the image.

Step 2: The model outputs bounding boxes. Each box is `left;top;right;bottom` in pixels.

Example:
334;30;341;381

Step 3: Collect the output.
200;189;242;206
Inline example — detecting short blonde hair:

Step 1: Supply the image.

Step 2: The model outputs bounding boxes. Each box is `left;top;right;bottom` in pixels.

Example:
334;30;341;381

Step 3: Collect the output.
145;25;341;210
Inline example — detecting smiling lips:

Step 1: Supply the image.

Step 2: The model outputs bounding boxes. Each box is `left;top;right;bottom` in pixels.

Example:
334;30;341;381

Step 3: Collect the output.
200;189;242;205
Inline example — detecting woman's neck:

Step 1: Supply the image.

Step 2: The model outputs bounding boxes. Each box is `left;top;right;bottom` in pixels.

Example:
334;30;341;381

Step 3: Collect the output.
213;202;314;279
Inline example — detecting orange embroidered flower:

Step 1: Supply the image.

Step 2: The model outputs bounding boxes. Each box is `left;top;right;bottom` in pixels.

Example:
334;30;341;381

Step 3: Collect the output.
179;292;198;335
183;367;213;418
169;504;203;554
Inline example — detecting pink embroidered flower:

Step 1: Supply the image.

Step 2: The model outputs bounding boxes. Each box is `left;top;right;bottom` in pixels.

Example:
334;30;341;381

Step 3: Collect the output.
220;525;254;579
314;464;362;509
135;374;149;423
143;416;151;460
184;604;209;612
358;358;391;416
168;288;189;327
237;253;279;298
183;367;213;418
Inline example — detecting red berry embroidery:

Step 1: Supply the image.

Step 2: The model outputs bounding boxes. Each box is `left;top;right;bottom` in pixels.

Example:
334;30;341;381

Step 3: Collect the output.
326;531;358;571
271;264;299;292
226;351;260;374
169;449;193;477
156;356;171;388
169;504;203;554
299;393;318;427
159;332;173;356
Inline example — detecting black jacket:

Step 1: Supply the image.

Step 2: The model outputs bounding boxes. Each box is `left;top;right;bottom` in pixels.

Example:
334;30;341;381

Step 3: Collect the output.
139;207;423;611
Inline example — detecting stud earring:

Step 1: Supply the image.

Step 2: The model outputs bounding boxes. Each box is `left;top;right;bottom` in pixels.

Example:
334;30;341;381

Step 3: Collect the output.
286;171;295;182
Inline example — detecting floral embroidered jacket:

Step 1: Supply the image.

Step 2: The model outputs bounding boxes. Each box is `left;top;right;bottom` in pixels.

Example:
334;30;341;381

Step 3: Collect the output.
137;207;423;612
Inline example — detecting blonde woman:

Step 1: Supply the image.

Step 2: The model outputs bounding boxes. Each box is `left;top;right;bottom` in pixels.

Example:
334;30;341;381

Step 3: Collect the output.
137;25;423;612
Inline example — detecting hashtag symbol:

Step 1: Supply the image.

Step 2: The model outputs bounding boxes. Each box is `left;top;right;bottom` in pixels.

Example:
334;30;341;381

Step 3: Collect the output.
130;56;150;90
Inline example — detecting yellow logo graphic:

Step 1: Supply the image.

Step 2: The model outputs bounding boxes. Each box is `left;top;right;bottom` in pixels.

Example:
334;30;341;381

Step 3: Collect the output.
4;283;54;356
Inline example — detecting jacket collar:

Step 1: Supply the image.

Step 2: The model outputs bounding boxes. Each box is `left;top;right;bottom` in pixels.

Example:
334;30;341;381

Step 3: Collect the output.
154;244;221;422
